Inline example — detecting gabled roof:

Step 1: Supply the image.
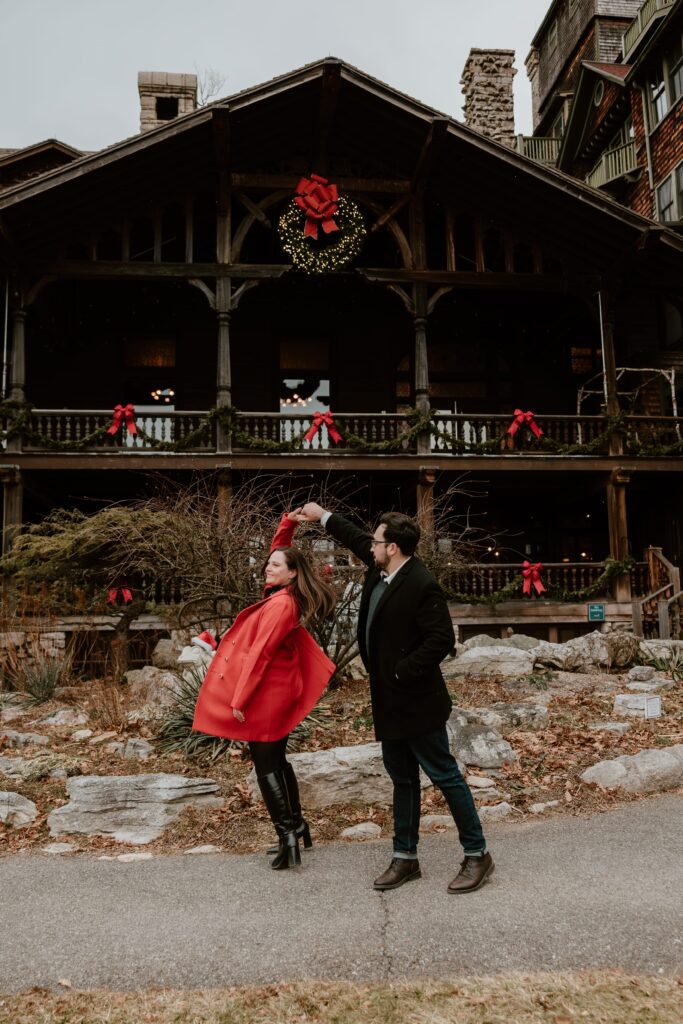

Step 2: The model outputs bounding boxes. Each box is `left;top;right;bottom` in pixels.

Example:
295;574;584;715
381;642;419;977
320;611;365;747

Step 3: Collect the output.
0;138;82;170
558;60;631;169
0;57;682;263
582;61;631;83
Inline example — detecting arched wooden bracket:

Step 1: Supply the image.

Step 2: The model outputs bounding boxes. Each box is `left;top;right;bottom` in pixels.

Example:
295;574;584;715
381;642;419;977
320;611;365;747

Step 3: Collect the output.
24;276;57;307
427;286;452;315
385;283;415;315
233;189;271;229
230;280;259;310
188;278;216;310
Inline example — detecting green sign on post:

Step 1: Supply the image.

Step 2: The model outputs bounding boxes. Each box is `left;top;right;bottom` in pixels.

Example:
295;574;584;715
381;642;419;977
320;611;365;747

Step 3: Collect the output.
587;603;605;622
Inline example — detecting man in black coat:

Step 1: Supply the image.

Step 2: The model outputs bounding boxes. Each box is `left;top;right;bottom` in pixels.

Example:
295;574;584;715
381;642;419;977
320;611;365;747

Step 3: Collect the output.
300;503;493;894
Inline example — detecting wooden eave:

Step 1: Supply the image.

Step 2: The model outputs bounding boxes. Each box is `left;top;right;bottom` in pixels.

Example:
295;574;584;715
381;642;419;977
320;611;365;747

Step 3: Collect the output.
0;138;83;171
0;57;682;272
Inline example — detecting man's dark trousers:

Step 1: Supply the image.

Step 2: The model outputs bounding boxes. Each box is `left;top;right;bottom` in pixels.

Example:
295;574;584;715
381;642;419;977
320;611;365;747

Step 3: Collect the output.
382;726;486;858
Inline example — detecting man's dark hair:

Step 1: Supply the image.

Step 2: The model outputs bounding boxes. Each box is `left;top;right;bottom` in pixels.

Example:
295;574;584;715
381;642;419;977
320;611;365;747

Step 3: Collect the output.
379;512;421;556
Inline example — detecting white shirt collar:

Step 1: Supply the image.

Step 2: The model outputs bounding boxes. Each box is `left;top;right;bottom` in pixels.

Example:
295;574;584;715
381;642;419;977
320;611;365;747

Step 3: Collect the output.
382;556;411;585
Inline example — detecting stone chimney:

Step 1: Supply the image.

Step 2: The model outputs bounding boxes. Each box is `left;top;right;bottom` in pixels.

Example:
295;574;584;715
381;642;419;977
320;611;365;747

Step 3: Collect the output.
137;72;197;133
460;49;517;147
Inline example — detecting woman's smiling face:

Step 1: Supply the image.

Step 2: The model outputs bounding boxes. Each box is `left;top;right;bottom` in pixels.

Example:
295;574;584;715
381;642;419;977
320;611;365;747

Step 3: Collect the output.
265;550;297;588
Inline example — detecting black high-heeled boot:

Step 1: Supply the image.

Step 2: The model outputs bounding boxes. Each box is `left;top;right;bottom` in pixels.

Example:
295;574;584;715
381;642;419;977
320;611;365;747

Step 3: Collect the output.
257;770;302;870
266;761;312;855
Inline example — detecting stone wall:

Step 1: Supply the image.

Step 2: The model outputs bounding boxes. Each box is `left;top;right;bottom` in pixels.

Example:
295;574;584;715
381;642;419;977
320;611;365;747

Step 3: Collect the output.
460;49;517;148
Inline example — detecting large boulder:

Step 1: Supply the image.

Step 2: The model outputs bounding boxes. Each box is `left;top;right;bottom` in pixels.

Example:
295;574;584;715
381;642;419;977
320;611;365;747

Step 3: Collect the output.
446;712;516;768
505;634;542;651
443;645;535;680
461;634;502;650
0;791;37;827
151;638;184;670
246;742;433;808
36;709;88;728
457;701;548;734
124;665;182;706
581;745;683;794
1;729;49;749
47;773;224;844
534;631;640;673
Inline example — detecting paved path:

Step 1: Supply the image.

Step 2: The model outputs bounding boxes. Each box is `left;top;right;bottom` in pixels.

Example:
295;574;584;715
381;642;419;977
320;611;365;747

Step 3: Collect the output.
1;795;682;991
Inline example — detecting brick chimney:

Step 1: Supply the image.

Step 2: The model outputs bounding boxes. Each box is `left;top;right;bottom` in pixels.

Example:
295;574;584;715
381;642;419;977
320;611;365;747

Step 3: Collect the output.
460;49;517;148
137;72;197;133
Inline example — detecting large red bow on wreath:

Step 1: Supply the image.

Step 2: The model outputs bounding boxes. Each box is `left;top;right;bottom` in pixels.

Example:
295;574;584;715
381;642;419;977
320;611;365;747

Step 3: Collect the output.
107;404;138;436
507;409;543;439
106;586;133;606
304;411;342;445
294;174;340;240
522;561;546;597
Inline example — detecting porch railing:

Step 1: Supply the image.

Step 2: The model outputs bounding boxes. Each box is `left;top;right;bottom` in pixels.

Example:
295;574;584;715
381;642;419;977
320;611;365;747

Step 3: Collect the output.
445;561;648;602
15;409;217;451
586;141;638;189
515;136;562;164
623;0;674;60
3;408;683;456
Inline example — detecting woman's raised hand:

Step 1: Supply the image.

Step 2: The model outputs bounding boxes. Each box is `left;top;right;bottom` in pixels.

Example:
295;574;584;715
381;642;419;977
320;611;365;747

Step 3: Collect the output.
287;507;303;522
232;708;245;723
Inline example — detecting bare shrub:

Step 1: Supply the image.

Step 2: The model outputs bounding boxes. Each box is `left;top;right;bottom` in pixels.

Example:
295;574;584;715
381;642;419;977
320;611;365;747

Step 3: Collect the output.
88;678;128;732
1;635;74;704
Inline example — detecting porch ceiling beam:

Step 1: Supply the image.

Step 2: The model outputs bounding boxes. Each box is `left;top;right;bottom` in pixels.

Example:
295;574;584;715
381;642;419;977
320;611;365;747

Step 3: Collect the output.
411;117;449;190
311;60;342;173
358;268;598;290
31;261;291;280
7;454;680;472
230;173;410;193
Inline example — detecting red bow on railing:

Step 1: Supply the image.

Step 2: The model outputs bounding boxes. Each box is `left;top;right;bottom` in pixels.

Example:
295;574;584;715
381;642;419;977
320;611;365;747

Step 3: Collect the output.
106;586;133;606
294;174;340;240
304;411;342;445
107;404;138;436
522;561;546;597
507;409;543;439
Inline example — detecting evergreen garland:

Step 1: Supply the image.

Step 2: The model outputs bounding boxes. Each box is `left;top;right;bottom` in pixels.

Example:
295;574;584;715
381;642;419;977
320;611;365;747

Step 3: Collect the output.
2;399;682;458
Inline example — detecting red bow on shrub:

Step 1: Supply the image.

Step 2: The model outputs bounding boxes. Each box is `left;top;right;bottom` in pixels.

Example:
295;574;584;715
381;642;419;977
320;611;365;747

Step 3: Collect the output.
106;586;133;605
304;411;342;444
507;409;543;438
294;174;340;240
522;562;546;597
107;404;138;436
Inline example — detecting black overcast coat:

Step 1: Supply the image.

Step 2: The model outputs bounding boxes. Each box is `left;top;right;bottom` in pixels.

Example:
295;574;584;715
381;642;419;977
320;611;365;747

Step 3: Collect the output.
325;513;454;741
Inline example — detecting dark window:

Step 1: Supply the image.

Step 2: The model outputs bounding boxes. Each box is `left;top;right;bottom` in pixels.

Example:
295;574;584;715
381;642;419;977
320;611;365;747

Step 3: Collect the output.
156;96;179;120
649;67;668;123
669;34;683;104
658;177;674;221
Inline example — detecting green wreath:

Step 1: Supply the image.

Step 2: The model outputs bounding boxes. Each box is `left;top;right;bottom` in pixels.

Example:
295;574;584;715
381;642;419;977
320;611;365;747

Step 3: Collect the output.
278;195;366;274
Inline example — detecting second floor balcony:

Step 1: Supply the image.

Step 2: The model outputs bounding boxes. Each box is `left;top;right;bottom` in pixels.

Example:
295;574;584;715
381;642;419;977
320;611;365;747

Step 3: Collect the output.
2;407;682;462
586;141;639;190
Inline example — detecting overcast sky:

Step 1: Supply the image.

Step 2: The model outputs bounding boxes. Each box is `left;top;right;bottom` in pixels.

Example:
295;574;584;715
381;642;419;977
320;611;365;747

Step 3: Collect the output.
1;0;552;153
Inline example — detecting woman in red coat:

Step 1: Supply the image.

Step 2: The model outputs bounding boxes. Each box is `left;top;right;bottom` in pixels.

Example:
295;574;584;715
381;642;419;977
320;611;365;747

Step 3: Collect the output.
193;509;336;870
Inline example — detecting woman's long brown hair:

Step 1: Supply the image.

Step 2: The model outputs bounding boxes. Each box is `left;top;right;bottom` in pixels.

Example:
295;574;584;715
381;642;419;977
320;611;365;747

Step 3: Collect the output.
272;546;336;626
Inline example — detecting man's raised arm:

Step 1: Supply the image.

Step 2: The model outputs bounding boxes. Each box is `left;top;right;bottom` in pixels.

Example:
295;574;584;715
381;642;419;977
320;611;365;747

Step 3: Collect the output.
299;502;374;568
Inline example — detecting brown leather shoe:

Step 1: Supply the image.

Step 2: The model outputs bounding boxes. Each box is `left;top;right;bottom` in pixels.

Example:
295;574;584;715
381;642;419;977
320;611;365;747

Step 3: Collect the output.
373;857;421;891
447;852;494;894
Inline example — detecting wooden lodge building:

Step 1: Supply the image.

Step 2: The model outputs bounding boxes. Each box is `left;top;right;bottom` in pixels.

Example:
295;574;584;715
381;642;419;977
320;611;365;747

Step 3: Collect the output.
1;57;683;640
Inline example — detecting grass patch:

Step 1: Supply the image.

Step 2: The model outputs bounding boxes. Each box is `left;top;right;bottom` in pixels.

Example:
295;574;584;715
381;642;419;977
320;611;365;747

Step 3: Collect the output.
0;972;681;1023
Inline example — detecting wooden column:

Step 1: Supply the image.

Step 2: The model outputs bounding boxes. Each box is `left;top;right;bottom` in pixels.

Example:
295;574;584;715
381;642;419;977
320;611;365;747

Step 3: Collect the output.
214;110;232;454
216;279;232;454
1;466;22;554
9;307;26;402
416;466;437;535
409;192;430;455
606;468;631;602
598;286;622;456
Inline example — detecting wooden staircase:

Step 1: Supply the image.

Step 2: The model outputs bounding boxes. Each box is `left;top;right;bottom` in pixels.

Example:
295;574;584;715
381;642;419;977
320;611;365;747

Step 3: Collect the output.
632;548;683;639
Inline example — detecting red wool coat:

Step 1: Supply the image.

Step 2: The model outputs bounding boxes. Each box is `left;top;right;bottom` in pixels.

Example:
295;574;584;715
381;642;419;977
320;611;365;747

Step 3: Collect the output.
192;515;335;743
